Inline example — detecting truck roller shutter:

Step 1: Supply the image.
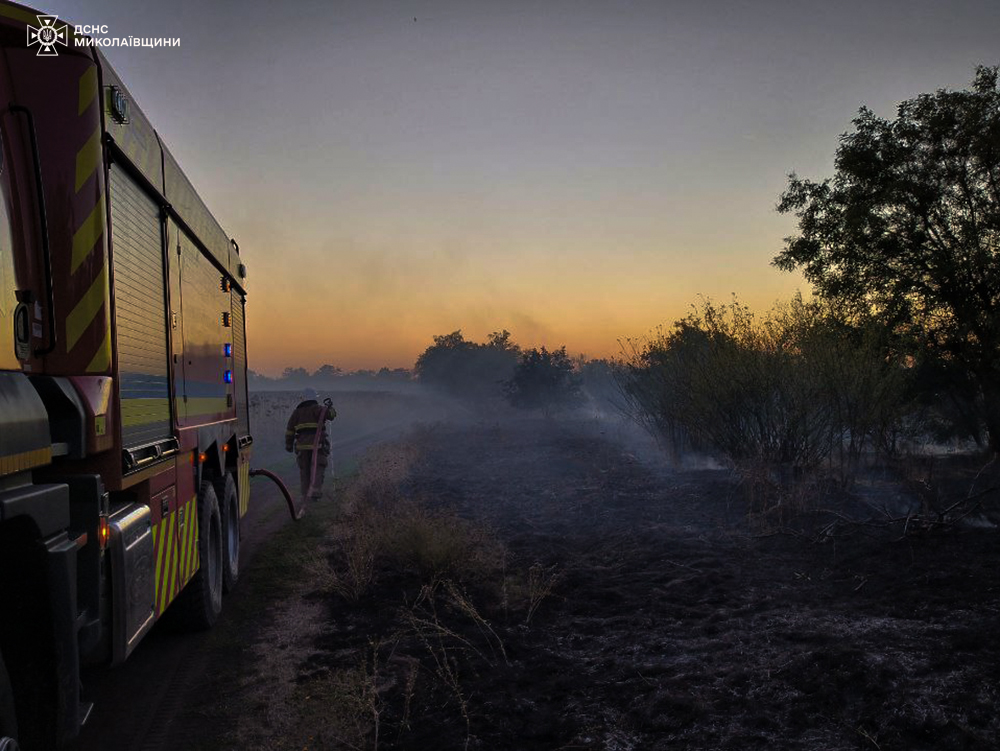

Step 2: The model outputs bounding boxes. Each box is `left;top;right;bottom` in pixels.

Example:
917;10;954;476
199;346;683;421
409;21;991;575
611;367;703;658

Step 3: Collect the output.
108;166;172;449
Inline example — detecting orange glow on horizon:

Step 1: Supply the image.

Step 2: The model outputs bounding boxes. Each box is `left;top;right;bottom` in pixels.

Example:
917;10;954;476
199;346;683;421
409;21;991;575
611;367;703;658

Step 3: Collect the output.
244;242;807;376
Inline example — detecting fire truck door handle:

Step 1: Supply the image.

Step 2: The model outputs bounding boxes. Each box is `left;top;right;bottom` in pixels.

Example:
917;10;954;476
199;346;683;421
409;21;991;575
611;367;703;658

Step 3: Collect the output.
8;104;56;358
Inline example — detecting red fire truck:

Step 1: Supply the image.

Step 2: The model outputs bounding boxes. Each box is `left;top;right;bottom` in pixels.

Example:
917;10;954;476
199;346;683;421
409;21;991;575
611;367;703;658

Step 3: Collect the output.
0;4;253;748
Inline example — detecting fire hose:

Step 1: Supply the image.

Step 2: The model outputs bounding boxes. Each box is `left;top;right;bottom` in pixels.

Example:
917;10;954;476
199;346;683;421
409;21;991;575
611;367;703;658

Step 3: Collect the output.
307;399;333;500
248;468;305;521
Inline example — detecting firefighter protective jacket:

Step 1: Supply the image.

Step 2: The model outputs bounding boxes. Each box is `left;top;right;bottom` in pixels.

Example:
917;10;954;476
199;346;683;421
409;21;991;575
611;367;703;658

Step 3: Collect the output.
285;399;337;454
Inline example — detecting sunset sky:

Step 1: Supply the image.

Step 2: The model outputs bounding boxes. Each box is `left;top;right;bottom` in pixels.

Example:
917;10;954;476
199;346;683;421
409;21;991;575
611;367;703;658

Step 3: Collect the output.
54;0;1000;375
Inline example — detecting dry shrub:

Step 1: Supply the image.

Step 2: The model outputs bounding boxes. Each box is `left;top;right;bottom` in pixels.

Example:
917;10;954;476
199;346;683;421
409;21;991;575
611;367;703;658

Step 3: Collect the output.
295;666;376;751
292;639;412;751
328;440;421;600
736;462;835;533
501;561;563;624
381;501;504;581
524;562;562;624
328;525;379;602
400;580;511;749
341;440;422;515
330;438;506;600
618;295;911;500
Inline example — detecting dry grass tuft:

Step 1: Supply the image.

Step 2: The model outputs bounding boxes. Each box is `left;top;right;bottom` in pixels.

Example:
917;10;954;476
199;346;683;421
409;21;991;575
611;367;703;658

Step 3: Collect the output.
329;438;506;599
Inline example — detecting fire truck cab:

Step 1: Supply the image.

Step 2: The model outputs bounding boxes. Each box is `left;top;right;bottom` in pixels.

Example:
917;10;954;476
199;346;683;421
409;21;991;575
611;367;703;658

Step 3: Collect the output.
0;4;252;748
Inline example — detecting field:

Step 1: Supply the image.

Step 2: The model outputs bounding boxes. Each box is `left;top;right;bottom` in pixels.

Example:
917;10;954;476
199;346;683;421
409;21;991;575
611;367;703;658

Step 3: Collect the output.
154;390;1000;750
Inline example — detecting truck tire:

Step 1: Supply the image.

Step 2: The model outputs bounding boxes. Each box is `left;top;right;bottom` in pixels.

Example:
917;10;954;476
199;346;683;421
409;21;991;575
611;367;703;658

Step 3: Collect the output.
216;473;240;593
176;481;223;630
0;653;18;751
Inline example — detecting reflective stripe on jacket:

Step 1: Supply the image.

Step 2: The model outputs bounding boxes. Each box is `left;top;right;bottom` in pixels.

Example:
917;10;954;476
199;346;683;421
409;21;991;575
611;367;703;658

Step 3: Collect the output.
285;400;337;453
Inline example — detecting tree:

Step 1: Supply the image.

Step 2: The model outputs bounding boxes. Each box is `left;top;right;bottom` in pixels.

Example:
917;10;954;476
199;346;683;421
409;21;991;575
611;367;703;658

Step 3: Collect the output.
414;330;520;400
505;346;583;412
775;66;1000;449
376;367;411;382
313;364;343;380
280;366;309;384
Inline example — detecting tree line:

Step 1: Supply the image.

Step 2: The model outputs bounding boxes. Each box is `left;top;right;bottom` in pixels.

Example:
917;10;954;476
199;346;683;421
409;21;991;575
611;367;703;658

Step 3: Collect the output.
247;365;413;390
413;329;594;412
251;331;601;411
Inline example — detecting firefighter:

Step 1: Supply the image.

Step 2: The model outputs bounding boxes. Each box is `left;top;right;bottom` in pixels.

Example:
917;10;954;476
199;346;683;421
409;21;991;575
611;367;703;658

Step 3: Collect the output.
285;388;337;501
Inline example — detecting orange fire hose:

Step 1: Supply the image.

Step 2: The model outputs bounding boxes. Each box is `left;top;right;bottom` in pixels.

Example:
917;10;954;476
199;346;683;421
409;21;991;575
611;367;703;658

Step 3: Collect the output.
249;468;305;521
306;401;332;500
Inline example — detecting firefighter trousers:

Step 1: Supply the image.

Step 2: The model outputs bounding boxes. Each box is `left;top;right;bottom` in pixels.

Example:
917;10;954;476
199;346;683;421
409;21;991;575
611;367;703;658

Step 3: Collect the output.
296;450;329;500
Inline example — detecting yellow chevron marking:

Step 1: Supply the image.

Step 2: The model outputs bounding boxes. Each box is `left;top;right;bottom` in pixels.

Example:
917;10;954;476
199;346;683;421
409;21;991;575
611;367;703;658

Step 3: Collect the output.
79;66;98;114
185;498;197;581
177;502;187;584
160;515;176;613
71;194;105;274
189;496;199;577
85;328;111;373
157;525;168;614
178;500;190;584
152;523;160;606
154;519;166;612
171;511;184;605
65;266;107;352
192;496;201;572
75;128;101;192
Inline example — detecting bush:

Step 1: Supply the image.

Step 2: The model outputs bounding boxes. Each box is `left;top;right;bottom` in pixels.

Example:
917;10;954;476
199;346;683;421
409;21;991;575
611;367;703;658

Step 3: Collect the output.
330;438;505;599
414;330;520;401
505;346;583;413
618;296;910;479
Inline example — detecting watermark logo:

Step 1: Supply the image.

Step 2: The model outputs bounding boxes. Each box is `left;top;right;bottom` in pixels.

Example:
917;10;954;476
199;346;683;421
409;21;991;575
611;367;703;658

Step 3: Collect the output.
27;15;68;57
26;18;180;54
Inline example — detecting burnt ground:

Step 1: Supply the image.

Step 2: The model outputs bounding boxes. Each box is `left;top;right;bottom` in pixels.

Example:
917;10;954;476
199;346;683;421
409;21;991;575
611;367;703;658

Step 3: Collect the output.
170;415;1000;751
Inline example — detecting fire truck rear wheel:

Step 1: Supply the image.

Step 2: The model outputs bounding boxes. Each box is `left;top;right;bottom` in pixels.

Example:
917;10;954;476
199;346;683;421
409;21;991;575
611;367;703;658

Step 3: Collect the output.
177;481;224;630
0;652;18;751
217;473;240;593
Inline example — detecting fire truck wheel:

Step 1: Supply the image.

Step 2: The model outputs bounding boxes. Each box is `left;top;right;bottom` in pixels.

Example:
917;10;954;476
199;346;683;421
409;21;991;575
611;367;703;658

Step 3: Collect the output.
217;473;240;593
0;652;18;750
177;481;224;630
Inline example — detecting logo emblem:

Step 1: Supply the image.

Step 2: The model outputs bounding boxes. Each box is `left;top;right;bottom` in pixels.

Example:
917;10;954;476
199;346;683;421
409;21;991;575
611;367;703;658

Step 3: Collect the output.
27;15;68;57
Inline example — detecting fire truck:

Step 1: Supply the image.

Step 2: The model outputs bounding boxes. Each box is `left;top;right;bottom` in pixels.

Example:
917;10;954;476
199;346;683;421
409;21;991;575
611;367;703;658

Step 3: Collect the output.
0;4;253;748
